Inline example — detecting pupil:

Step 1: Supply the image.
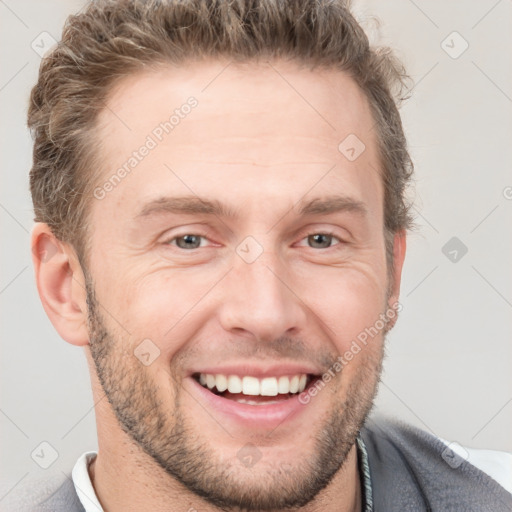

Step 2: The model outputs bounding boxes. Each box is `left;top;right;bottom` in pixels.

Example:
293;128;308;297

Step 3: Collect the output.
309;234;331;248
178;235;200;249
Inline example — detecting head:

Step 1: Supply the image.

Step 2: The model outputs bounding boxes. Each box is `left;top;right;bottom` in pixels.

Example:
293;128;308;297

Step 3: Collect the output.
30;1;412;510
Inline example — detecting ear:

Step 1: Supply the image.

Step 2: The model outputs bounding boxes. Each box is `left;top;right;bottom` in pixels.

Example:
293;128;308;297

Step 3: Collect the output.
387;230;406;326
31;223;89;346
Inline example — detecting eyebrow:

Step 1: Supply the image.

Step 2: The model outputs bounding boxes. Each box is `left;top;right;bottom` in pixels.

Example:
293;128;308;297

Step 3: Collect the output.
297;195;367;217
135;194;367;220
136;196;240;219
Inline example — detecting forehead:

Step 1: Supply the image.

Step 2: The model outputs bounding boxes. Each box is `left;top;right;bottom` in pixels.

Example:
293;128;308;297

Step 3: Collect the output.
93;59;382;223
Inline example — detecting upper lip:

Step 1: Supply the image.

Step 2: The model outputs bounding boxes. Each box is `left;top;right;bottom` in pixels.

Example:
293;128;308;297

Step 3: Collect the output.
189;363;322;379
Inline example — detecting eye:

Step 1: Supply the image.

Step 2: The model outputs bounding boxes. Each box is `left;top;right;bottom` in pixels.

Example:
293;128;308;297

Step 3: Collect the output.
302;232;342;249
165;234;208;250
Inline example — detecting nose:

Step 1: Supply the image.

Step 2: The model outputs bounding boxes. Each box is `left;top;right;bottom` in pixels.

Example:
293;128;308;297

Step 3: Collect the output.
217;249;307;342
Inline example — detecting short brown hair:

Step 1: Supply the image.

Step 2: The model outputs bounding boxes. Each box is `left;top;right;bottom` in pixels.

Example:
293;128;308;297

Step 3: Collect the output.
28;0;414;268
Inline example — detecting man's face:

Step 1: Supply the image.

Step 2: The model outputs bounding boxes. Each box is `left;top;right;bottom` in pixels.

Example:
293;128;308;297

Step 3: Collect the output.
85;60;398;510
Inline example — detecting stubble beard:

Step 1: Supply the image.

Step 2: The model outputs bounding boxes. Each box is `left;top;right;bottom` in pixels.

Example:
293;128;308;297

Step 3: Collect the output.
85;276;385;511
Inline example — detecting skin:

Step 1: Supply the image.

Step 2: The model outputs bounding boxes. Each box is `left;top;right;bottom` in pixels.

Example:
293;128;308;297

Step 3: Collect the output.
31;58;406;512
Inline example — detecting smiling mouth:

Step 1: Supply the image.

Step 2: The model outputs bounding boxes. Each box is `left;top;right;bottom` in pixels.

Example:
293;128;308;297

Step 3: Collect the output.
192;372;320;405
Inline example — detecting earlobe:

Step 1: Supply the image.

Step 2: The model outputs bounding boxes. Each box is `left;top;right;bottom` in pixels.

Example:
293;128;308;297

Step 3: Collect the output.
31;223;90;347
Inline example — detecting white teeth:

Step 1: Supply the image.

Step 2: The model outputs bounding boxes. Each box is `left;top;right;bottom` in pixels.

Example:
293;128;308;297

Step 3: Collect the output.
242;376;260;395
235;398;283;405
289;375;300;393
298;374;307;393
197;373;310;397
260;377;278;396
278;376;290;394
215;374;228;392
227;375;242;393
206;374;216;389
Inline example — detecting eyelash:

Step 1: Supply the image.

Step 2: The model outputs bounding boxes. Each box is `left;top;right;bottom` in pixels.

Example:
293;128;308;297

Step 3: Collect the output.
163;231;344;250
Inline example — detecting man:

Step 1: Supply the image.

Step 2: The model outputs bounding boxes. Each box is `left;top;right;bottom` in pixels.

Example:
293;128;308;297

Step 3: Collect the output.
7;0;511;510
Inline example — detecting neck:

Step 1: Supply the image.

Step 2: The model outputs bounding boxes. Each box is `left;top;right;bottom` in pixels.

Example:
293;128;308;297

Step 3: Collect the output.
88;440;361;512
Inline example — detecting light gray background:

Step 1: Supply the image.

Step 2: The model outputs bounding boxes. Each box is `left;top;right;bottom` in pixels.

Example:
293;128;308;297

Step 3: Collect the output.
1;0;511;501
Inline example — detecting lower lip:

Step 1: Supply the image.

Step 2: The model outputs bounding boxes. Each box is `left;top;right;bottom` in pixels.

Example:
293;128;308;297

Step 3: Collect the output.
188;377;311;429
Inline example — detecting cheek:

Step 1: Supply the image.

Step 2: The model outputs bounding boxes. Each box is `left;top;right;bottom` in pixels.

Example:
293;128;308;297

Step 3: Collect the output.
296;264;387;351
103;269;219;360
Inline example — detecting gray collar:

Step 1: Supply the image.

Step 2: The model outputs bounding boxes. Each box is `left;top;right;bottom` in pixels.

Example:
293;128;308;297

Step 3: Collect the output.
356;434;374;511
